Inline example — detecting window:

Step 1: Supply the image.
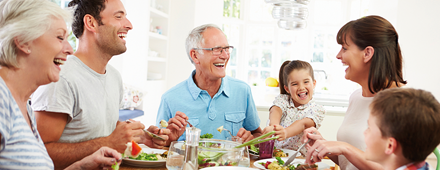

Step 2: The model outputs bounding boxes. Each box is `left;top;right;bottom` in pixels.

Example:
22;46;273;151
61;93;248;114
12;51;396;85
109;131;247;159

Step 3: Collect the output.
52;0;77;52
222;0;375;108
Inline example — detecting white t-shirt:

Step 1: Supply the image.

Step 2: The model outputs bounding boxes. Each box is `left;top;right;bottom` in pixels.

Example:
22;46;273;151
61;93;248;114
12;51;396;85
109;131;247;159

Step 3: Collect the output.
31;55;123;143
337;88;373;170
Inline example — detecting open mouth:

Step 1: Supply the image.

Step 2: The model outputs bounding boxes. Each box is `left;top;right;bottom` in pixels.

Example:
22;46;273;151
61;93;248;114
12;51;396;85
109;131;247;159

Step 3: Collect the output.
53;58;65;66
297;92;308;100
213;63;225;67
118;33;127;39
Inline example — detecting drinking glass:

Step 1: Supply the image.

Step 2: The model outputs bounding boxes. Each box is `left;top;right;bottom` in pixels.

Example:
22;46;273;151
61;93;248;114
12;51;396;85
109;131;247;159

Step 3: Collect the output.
238;145;251;167
166;141;185;170
259;140;275;159
226;136;243;144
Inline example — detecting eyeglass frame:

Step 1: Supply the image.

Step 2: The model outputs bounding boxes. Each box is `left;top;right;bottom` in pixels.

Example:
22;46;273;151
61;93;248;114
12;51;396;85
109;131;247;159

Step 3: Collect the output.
192;46;234;55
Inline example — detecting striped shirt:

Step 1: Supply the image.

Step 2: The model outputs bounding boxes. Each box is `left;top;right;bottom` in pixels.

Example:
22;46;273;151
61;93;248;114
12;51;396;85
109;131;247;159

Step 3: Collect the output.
0;77;53;169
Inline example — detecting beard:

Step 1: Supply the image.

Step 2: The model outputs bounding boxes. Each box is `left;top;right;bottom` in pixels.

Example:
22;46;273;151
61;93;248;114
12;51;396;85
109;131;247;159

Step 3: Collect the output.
96;25;127;57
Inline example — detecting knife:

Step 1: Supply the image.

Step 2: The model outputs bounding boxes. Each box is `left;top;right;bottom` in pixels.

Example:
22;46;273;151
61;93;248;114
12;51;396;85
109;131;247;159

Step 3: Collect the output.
283;139;311;166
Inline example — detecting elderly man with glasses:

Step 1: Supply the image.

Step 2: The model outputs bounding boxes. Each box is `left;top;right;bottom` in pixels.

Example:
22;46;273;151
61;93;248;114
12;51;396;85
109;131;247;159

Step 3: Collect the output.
156;24;263;146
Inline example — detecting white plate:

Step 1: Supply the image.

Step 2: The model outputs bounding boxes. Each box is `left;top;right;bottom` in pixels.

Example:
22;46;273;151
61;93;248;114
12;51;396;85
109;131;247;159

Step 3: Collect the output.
202;167;259;170
279;149;297;158
122;148;167;167
252;149;299;159
253;158;330;170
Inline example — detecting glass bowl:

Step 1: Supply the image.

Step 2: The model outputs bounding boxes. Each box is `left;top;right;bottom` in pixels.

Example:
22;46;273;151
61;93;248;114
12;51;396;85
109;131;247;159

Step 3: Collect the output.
198;139;250;169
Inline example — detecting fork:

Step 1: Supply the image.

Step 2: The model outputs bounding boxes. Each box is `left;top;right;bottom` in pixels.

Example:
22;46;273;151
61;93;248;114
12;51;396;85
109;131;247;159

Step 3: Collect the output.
126;120;166;141
283;139;311;166
222;128;234;138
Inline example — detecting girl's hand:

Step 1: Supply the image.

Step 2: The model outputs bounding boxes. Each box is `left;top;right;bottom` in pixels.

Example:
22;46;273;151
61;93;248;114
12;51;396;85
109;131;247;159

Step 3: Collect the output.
273;125;287;141
262;125;275;136
305;140;345;164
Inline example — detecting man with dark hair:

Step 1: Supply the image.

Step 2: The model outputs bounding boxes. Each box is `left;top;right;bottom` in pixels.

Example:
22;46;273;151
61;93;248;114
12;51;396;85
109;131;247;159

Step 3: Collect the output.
364;88;440;170
31;0;169;169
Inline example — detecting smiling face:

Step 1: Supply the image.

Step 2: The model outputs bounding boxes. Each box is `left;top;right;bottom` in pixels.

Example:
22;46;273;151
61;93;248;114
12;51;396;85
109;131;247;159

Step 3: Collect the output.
284;68;316;107
364;113;389;164
96;0;132;56
193;27;230;81
29;16;72;84
336;34;370;84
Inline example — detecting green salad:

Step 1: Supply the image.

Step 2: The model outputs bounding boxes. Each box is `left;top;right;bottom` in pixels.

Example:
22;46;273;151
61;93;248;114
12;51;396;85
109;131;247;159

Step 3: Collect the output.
200;133;214;139
122;151;167;161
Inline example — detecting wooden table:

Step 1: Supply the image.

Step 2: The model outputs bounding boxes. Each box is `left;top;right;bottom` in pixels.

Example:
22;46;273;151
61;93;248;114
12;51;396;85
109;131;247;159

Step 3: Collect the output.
120;159;259;170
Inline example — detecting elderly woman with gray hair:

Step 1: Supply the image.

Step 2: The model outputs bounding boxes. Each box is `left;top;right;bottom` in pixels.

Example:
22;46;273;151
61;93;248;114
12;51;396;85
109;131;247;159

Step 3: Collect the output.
0;0;121;169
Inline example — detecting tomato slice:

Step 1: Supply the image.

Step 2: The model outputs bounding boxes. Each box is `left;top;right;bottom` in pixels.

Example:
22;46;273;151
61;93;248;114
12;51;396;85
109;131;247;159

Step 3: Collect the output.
131;140;142;156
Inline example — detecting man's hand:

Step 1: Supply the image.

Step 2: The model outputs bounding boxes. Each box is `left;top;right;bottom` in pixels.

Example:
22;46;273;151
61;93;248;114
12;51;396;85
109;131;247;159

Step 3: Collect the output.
142;125;170;149
106;120;145;152
66;147;122;170
236;128;253;142
166;111;188;145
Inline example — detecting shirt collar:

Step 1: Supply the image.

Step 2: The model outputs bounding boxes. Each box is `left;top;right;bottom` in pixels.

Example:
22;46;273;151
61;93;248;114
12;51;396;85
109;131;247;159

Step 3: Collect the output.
187;70;230;100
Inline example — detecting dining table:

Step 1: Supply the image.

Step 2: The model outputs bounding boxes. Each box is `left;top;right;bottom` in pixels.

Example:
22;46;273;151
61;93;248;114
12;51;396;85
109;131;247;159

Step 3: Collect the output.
120;158;259;170
119;147;337;170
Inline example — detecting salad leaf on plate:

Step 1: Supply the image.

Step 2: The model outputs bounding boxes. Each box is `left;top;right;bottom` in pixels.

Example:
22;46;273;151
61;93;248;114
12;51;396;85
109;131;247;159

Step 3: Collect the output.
200;133;214;139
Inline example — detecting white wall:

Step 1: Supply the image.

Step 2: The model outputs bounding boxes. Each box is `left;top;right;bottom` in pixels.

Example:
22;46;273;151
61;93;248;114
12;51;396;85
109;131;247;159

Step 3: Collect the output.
109;0;149;91
166;0;223;89
397;0;440;101
396;1;440;166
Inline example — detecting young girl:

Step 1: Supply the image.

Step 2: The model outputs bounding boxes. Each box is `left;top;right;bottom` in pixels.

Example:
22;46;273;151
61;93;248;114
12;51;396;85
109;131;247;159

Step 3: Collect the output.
263;60;325;155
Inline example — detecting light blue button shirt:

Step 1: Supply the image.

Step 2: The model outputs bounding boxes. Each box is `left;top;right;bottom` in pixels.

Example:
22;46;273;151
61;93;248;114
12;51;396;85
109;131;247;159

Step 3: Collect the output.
156;70;260;141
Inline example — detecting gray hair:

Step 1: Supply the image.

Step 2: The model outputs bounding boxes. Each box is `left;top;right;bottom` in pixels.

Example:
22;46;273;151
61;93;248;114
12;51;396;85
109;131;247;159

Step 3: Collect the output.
0;0;72;68
185;24;222;64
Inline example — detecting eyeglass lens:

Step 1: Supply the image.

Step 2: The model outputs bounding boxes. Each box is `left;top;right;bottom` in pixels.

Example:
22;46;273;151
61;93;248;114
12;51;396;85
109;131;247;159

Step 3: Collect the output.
212;46;232;55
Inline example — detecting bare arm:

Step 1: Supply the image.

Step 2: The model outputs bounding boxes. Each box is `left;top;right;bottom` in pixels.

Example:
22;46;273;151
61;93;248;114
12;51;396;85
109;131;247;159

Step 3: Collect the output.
304;132;383;169
281;118;315;140
65;147;122;170
262;106;282;135
35;111;144;170
268;106;282;126
339;143;383;170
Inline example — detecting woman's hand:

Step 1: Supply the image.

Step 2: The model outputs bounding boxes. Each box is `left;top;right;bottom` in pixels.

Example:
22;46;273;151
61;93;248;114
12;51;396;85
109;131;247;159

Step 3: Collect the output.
66;147;122;170
301;127;324;148
305;140;346;164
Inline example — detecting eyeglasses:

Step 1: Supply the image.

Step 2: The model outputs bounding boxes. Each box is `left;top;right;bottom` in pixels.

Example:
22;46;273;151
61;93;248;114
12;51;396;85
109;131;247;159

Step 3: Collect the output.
193;46;234;55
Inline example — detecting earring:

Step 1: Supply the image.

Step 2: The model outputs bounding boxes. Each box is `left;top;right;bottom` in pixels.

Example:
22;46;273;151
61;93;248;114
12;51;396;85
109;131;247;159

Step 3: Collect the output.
27;49;31;53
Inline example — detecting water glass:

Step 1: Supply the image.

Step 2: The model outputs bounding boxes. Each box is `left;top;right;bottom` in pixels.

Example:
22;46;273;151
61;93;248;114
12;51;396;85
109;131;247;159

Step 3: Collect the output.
238;146;251;167
166;141;185;170
226;136;243;144
259;140;275;159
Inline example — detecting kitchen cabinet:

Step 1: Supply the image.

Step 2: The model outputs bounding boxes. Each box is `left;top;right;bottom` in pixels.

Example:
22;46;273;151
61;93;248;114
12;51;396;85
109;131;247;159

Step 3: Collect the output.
140;0;170;126
115;0;170;126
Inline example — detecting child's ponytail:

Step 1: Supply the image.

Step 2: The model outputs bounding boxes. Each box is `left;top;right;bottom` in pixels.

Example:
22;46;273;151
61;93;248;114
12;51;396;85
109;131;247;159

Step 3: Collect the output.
279;60;290;94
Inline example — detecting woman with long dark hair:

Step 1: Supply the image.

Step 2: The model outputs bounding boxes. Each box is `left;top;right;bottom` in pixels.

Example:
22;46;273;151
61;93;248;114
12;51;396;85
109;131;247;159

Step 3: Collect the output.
302;15;406;170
